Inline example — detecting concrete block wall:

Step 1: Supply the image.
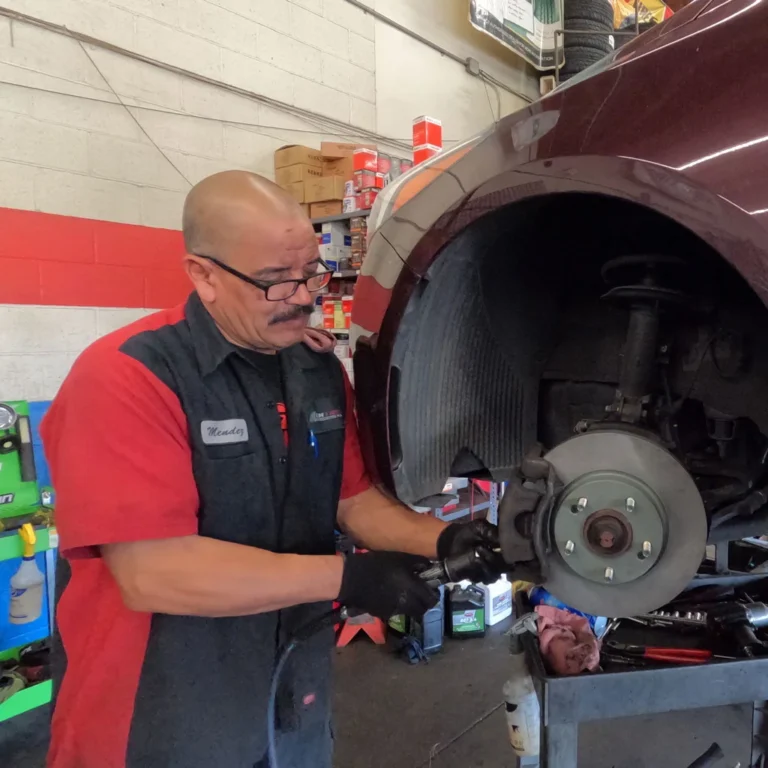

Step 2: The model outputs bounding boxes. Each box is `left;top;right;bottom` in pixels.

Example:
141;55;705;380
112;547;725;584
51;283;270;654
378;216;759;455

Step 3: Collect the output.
0;0;537;401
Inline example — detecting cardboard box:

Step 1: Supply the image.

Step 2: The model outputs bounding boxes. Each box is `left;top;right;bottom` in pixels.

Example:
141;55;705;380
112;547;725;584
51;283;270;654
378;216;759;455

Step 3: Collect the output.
413;116;443;148
322;156;354;178
274;144;323;169
414;144;442;165
321;141;375;158
285;181;305;203
275;163;322;186
353;148;378;172
305;176;346;204
310;201;343;218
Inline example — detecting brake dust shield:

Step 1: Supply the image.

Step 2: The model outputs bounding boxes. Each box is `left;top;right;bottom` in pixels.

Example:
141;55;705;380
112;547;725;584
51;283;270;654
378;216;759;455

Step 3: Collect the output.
540;430;707;617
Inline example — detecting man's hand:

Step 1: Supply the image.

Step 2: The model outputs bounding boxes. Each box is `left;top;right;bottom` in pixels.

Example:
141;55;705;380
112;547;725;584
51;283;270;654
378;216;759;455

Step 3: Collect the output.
437;520;501;584
338;551;439;620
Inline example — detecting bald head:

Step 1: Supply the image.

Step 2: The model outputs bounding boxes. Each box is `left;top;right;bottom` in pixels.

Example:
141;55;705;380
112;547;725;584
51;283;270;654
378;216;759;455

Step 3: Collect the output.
182;170;305;257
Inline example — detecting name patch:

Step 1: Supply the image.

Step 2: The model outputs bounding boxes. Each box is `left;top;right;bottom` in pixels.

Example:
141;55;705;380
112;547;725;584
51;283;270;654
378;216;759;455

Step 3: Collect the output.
201;419;249;445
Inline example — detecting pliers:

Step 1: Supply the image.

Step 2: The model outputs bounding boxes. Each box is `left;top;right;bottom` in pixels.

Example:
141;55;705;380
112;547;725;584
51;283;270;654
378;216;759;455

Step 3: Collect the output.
605;642;712;664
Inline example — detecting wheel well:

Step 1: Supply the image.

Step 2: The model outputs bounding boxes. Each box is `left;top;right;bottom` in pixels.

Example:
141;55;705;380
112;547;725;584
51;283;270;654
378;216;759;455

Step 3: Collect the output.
389;192;768;505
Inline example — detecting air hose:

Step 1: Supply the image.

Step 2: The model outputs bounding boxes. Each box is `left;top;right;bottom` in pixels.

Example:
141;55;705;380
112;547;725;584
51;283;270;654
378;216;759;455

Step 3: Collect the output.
266;547;499;767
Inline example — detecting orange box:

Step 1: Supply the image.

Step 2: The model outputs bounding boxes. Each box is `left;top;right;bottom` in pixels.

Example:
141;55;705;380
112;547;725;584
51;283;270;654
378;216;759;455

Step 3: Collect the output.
353;148;378;172
413;116;442;148
342;296;354;313
322;316;335;329
413;144;442;165
322;298;335;315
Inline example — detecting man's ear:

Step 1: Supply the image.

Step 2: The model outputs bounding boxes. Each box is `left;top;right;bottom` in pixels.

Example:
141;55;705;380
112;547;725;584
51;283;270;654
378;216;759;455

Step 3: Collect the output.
184;255;216;303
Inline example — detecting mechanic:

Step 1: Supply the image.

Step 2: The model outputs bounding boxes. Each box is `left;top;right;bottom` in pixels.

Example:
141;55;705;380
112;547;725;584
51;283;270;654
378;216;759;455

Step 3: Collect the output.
40;171;498;768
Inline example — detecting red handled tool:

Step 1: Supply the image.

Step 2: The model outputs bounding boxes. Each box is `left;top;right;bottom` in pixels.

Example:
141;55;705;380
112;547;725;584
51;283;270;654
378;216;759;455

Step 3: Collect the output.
605;642;712;664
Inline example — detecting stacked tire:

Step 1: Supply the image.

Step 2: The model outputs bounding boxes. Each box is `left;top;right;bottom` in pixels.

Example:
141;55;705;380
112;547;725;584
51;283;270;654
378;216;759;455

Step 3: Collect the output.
561;0;614;81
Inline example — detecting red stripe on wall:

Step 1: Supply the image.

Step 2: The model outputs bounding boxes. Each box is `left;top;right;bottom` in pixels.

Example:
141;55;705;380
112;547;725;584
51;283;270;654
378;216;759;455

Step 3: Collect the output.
0;207;189;308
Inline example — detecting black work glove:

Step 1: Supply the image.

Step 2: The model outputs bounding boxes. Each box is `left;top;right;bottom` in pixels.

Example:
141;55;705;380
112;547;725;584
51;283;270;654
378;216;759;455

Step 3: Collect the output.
436;520;501;584
338;551;439;621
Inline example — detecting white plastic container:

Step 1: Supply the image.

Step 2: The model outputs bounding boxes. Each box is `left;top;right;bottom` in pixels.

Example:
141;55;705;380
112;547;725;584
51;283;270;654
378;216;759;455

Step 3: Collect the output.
480;575;513;626
9;524;44;625
504;635;540;757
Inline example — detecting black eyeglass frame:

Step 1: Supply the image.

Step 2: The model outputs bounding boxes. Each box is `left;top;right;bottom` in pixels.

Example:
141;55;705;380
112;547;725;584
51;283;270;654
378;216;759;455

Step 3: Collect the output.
193;253;335;301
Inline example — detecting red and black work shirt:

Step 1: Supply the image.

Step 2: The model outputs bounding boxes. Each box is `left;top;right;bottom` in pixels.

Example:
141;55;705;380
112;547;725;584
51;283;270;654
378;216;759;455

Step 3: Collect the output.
41;294;370;768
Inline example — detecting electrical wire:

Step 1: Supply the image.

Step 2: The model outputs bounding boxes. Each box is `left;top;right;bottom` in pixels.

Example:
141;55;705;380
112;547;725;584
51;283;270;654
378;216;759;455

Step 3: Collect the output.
0;74;462;145
0;5;413;152
76;41;193;188
341;0;534;105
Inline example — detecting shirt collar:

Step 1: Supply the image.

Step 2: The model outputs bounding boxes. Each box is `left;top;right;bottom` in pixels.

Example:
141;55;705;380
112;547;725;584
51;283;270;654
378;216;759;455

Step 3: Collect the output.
185;292;321;376
185;292;237;377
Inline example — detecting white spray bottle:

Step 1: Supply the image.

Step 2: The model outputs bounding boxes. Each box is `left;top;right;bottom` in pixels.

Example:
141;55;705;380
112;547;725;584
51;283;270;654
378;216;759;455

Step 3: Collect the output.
9;523;44;625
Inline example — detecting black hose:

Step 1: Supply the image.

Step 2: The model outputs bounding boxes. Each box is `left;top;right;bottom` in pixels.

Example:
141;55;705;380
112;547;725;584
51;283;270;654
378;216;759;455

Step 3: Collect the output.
685;742;724;768
267;607;342;768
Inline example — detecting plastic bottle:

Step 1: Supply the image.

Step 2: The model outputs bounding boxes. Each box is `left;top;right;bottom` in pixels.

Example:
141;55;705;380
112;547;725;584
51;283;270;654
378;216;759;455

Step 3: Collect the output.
503;634;540;757
479;575;513;626
9;523;44;625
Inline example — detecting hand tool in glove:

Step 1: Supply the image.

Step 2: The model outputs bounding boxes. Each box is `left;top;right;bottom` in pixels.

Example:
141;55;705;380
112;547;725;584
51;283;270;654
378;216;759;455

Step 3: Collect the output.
436;519;501;583
337;550;438;620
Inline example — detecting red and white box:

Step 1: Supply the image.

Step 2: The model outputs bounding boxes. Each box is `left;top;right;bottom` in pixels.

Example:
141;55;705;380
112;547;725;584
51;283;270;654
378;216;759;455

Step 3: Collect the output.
414;144;442;165
413;116;442;149
354;170;377;192
356;190;379;210
343;196;357;213
353;147;378;172
375;173;386;189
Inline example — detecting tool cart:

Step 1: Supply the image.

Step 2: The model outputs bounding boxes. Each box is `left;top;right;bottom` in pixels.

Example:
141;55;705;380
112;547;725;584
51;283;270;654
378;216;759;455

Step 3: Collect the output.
0;400;56;724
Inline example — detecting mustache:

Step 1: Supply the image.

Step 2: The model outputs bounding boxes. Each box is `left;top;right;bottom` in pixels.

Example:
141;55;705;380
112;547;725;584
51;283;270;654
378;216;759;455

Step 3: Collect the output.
268;305;313;326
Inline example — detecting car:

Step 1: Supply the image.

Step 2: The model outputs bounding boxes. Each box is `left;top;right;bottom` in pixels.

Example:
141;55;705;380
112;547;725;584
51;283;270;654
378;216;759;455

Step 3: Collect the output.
350;0;768;617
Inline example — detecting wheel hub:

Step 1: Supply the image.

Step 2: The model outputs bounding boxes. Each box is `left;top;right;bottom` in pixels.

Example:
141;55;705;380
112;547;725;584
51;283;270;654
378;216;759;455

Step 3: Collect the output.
541;430;707;617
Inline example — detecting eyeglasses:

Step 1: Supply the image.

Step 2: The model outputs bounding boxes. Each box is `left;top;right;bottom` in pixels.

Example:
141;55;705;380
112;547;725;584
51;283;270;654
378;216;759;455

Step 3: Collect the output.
194;253;334;301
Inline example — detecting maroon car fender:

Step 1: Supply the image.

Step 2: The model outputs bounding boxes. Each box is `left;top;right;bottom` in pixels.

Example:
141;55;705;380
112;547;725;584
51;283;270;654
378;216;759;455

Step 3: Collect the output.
352;0;768;489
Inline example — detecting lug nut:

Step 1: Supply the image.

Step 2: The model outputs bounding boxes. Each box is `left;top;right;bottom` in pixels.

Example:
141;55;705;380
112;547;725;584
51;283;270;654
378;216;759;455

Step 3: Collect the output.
640;540;652;559
604;567;614;582
564;540;575;555
573;497;588;513
626;497;636;513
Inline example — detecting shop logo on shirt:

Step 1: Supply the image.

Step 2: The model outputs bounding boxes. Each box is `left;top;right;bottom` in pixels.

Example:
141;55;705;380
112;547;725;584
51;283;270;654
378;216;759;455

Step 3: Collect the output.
201;419;249;445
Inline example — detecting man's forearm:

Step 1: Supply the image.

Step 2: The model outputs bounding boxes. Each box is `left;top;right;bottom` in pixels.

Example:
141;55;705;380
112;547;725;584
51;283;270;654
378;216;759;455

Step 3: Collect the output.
102;535;343;617
337;487;447;559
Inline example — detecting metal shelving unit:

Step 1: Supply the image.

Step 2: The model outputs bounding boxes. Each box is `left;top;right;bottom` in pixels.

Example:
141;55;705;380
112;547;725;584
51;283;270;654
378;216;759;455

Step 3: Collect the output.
310;209;370;226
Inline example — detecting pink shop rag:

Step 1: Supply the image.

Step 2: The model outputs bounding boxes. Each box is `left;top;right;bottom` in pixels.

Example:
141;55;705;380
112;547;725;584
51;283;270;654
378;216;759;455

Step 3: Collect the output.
536;605;601;675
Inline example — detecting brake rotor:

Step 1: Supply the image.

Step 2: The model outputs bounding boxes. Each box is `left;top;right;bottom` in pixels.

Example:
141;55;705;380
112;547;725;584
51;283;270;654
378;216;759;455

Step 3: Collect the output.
540;430;707;617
